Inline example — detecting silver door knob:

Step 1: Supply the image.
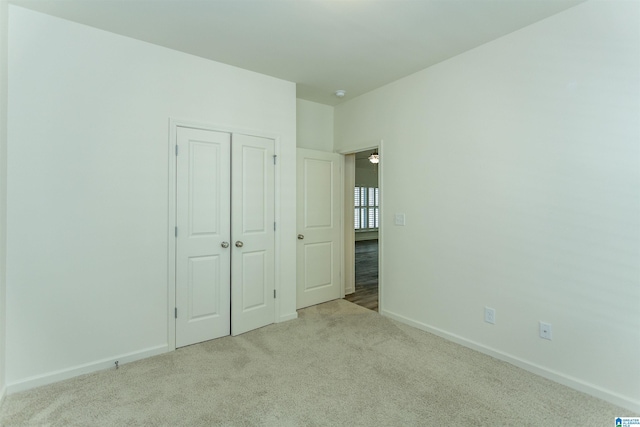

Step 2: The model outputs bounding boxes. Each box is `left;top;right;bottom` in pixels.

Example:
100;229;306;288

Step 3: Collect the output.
221;241;229;248
235;241;244;248
297;234;304;240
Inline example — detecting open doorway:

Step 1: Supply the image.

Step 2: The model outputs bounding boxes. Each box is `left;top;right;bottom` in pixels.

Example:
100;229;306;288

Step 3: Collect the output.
344;149;379;311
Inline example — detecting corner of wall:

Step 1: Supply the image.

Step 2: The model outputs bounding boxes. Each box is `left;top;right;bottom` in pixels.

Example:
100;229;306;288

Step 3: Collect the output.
295;98;334;152
0;387;6;413
278;312;298;323
0;0;10;406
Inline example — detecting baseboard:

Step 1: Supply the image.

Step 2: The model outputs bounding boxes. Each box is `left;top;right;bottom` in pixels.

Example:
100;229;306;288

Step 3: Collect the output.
0;384;6;409
381;309;640;414
6;344;169;395
278;312;298;323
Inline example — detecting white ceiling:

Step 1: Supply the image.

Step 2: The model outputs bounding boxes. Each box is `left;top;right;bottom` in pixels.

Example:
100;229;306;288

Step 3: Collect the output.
10;0;584;106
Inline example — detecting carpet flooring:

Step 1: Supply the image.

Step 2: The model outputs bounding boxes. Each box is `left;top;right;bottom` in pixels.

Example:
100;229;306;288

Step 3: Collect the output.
0;300;633;426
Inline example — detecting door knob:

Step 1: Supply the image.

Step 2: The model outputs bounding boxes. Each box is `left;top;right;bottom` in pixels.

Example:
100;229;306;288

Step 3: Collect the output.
221;241;229;248
235;241;244;248
297;234;304;240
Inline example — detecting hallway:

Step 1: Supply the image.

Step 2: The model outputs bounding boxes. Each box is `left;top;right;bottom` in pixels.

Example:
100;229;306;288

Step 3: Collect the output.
344;239;378;311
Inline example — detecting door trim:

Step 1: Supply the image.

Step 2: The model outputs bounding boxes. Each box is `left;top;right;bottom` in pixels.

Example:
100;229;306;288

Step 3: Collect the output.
167;118;282;350
343;154;356;296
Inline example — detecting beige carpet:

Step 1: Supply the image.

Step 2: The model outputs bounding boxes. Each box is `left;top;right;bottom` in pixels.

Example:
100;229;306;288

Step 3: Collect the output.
0;300;633;426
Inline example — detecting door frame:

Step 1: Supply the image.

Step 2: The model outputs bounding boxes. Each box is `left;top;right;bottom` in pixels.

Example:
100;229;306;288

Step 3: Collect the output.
343;154;356;296
338;140;384;313
167;118;282;350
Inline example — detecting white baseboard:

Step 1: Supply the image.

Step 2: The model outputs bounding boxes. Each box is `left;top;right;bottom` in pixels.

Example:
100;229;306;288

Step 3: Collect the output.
6;344;169;395
381;309;640;414
0;384;6;409
278;312;298;323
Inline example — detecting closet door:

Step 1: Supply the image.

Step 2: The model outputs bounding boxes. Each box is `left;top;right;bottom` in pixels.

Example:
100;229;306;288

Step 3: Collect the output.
175;127;231;347
231;134;275;336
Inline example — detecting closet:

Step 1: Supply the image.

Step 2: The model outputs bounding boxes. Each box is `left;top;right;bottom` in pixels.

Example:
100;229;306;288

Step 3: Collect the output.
174;126;275;347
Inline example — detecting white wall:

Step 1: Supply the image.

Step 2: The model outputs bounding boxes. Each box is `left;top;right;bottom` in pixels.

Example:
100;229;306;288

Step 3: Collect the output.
0;0;8;405
335;1;639;412
355;162;378;188
296;99;334;151
6;6;297;391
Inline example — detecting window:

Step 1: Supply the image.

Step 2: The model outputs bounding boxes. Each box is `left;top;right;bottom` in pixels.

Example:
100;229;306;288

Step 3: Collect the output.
354;186;379;230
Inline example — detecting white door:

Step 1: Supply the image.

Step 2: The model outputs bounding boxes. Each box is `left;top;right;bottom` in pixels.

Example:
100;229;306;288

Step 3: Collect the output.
175;128;276;347
296;148;343;309
231;134;276;336
175;127;231;347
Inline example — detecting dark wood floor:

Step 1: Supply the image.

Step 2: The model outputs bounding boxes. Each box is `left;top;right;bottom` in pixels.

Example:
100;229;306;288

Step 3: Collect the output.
344;239;378;312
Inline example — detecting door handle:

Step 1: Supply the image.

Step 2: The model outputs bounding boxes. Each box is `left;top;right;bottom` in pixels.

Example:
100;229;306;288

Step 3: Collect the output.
297;234;304;240
221;242;229;248
235;241;244;248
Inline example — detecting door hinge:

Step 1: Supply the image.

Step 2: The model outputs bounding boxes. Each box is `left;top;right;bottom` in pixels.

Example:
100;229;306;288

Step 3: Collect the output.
274;289;276;299
175;226;178;237
174;307;177;319
274;222;276;231
273;155;277;165
175;145;179;156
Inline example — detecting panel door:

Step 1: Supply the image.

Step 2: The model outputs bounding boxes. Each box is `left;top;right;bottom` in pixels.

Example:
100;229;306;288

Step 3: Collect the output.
231;134;275;336
296;148;343;309
175;127;231;347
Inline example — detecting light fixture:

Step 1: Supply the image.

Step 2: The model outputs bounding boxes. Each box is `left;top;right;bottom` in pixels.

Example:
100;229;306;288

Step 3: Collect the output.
335;90;346;98
368;151;379;164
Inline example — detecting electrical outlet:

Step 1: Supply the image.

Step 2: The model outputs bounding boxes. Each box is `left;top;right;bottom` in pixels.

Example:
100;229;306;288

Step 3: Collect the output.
484;307;496;324
539;321;552;340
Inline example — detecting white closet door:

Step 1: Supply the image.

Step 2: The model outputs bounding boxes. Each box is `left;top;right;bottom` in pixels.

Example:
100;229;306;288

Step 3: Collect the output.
296;148;342;309
231;134;275;336
175;127;231;347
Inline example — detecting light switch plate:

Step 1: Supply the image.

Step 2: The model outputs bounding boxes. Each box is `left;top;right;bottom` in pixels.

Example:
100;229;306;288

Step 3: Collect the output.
394;213;406;226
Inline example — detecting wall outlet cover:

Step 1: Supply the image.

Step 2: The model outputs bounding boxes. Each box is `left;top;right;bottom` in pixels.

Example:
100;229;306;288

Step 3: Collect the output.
539;321;552;340
484;306;496;324
394;213;406;226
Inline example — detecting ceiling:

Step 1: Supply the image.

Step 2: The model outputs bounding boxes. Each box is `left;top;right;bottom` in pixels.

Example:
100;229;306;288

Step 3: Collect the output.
10;0;584;106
